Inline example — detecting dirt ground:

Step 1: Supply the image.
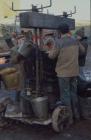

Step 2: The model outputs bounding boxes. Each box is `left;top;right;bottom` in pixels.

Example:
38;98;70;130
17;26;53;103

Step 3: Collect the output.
0;119;91;140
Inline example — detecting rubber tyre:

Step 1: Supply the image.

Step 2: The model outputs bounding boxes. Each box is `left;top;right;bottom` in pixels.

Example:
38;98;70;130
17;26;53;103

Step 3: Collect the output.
52;106;71;133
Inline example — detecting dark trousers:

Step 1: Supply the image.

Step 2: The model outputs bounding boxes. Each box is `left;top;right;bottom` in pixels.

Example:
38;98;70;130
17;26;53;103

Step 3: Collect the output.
58;77;80;120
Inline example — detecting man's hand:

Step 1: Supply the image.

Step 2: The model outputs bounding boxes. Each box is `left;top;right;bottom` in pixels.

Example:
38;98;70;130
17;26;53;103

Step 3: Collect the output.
43;36;55;52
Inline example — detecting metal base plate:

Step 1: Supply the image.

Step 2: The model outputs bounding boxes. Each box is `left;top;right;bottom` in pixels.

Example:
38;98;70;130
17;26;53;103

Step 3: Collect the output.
5;112;52;125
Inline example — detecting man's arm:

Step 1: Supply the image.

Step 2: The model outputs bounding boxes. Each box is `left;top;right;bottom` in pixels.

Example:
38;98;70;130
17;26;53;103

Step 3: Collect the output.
47;46;60;59
79;42;85;54
77;39;85;55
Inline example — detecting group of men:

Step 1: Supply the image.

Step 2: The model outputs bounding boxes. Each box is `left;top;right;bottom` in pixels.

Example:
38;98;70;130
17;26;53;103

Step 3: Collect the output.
4;24;88;123
44;24;88;123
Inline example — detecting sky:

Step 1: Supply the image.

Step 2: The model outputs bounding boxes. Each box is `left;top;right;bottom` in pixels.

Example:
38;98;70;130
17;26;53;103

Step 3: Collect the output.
0;0;90;24
21;0;90;21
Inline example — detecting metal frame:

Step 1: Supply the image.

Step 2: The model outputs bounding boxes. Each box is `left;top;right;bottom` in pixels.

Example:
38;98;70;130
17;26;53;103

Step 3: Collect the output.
12;0;52;12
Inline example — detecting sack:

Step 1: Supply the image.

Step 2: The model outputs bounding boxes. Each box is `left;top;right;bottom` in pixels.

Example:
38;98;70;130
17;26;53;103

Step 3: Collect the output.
0;67;16;75
1;68;20;90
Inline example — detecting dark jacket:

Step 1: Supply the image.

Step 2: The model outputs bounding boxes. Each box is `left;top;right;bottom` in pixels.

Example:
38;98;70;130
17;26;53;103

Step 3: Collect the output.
79;37;88;66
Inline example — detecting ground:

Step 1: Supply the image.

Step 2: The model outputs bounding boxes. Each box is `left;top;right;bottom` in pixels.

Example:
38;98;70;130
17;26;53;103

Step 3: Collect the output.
0;45;91;140
0;120;90;140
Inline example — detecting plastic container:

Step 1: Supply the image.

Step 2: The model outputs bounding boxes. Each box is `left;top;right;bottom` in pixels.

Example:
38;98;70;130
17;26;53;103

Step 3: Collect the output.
20;94;34;117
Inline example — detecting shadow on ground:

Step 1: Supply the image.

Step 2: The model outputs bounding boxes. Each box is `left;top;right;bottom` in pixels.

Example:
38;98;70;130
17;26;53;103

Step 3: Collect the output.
0;120;91;140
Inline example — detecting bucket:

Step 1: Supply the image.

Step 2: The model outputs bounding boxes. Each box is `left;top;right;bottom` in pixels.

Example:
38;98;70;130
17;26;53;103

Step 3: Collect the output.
31;96;48;120
18;41;33;57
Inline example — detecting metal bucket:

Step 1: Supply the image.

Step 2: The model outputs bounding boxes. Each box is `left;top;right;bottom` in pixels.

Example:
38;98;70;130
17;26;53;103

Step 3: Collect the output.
31;96;48;120
18;41;33;57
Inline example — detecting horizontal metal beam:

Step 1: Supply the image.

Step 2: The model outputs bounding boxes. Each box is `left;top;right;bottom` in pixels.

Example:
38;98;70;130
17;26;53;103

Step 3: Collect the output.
12;0;52;12
20;12;75;30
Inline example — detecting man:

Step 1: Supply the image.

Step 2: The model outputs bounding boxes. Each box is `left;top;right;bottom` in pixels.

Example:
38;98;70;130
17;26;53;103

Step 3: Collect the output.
2;27;14;48
75;28;88;118
44;23;85;122
11;32;18;47
75;27;88;67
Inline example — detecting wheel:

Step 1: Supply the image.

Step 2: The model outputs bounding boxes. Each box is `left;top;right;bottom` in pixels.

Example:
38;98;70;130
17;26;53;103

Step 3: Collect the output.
52;106;71;133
